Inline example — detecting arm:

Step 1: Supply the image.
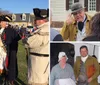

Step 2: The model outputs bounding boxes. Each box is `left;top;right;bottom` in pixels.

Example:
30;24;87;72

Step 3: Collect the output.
74;58;78;80
5;28;21;45
91;58;99;80
50;67;55;85
74;57;81;81
69;64;76;82
27;34;43;48
0;38;3;47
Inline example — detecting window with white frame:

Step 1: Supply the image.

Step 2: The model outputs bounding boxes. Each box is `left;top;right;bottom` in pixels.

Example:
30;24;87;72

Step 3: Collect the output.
88;0;96;11
22;13;26;21
12;14;16;21
69;0;74;9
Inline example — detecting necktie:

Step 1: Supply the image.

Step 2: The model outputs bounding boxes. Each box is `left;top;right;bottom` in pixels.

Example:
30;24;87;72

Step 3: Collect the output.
78;22;84;31
78;16;87;31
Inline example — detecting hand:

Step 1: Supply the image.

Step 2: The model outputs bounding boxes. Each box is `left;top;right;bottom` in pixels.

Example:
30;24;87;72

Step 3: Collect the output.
76;78;78;81
66;14;74;25
88;77;92;83
0;38;3;46
22;38;28;44
76;78;78;84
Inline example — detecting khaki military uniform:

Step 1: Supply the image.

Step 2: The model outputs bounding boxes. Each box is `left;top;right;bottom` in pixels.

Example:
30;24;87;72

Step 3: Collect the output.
26;22;49;85
74;56;99;85
60;14;91;41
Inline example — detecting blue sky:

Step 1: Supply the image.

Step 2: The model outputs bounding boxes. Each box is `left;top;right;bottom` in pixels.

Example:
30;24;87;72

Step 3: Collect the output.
0;0;49;13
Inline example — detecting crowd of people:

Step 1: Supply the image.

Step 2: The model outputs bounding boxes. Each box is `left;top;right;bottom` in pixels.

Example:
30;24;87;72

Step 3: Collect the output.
0;8;49;85
50;2;100;85
0;1;100;85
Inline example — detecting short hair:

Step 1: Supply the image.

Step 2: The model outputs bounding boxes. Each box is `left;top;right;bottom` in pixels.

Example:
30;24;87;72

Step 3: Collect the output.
80;45;88;51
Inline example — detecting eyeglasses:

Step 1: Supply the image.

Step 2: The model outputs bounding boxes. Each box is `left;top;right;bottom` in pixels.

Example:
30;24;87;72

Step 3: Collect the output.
72;10;83;16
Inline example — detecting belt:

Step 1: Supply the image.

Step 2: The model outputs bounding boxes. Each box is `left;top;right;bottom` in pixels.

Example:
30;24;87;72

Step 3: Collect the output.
29;52;49;57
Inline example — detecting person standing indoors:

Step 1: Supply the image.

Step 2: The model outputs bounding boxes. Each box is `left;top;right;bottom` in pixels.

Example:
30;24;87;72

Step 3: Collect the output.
74;45;99;85
60;2;91;41
23;8;49;85
50;52;76;85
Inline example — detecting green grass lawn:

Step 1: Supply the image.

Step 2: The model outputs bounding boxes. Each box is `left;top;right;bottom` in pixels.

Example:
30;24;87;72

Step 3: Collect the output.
15;40;27;85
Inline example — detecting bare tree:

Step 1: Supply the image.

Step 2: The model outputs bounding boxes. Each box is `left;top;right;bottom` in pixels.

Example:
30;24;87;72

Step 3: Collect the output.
0;8;11;15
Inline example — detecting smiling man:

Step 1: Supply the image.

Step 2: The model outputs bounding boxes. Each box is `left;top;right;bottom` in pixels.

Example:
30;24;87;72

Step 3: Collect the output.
60;2;91;41
74;45;99;85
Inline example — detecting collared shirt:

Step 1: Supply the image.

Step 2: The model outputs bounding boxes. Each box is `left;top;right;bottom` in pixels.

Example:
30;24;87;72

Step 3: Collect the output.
50;63;75;85
81;55;88;63
37;22;48;29
76;15;87;41
0;28;4;35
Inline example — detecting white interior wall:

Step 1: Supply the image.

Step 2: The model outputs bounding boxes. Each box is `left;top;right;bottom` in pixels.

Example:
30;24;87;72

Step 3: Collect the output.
69;42;100;63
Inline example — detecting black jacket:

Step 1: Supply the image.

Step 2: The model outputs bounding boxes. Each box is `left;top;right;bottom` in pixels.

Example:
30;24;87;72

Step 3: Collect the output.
83;35;100;41
1;27;21;81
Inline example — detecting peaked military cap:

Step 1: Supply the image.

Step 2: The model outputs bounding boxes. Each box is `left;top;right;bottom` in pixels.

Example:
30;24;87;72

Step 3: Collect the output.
0;15;12;22
33;8;49;20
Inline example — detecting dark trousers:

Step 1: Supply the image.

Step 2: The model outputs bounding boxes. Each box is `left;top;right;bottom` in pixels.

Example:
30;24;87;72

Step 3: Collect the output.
77;81;88;85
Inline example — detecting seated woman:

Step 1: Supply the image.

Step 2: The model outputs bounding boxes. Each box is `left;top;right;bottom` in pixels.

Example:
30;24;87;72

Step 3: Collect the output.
50;52;76;85
83;13;100;41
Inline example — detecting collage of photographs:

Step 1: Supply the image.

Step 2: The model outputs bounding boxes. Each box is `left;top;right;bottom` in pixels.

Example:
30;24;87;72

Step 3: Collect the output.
0;0;100;85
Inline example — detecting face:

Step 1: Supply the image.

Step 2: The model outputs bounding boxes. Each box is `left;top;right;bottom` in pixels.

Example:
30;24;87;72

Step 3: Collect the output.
35;19;45;26
80;48;88;57
72;9;85;22
60;56;67;64
0;21;8;28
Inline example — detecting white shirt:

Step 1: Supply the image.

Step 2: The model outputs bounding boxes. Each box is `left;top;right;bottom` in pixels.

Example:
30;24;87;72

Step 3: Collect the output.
76;15;87;41
0;28;4;35
0;28;6;69
0;47;6;69
81;55;88;63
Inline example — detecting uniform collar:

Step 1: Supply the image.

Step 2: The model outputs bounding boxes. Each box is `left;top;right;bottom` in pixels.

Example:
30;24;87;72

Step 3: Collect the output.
0;28;5;34
81;55;88;63
37;22;49;28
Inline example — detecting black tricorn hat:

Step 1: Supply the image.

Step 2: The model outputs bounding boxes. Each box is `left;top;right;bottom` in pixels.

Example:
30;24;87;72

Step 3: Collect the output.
0;15;12;22
33;8;49;20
